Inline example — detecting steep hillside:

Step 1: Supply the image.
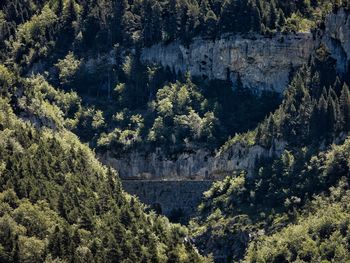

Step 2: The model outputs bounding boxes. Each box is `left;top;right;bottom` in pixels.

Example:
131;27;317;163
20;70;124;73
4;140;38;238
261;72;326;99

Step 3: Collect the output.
244;176;350;262
2;1;350;263
189;9;350;260
0;67;209;262
1;0;343;163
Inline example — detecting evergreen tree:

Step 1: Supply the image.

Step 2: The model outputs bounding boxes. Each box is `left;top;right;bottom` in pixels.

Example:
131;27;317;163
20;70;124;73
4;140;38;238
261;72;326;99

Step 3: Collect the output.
114;0;129;43
340;83;350;131
269;2;278;30
199;0;210;25
250;2;262;32
164;0;180;41
204;10;218;37
56;0;64;16
318;95;328;135
277;9;286;30
142;0;156;46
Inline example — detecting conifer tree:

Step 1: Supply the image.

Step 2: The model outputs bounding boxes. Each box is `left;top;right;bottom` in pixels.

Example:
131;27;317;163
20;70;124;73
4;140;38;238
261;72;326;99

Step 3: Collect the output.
199;0;210;25
204;10;218;37
62;0;78;42
56;0;64;16
317;95;328;136
326;96;338;133
164;0;180;41
340;83;350;131
114;0;129;43
269;2;278;30
251;3;262;32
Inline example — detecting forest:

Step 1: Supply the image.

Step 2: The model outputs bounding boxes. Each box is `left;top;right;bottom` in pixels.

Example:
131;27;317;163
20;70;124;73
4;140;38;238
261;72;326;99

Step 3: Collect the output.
1;0;350;262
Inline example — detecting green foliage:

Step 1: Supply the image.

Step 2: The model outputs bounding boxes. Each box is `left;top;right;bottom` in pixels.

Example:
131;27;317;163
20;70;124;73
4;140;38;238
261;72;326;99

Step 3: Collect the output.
245;179;350;262
0;71;210;263
0;65;15;95
1;2;349;263
10;5;59;67
55;51;81;86
148;79;218;148
1;0;342;65
20;75;81;129
191;45;350;261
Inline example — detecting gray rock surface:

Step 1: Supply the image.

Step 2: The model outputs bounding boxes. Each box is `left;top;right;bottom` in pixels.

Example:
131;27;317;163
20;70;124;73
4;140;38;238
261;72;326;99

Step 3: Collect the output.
122;180;213;223
323;8;350;74
101;140;286;180
141;33;315;92
101;9;350;182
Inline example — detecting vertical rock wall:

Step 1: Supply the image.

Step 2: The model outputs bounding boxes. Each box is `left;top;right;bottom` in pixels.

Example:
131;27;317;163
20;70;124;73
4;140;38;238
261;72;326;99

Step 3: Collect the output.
102;9;350;182
141;33;315;93
122;180;214;223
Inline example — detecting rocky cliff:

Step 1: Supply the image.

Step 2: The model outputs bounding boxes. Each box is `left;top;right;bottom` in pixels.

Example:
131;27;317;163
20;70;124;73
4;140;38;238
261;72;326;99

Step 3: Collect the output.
141;33;315;92
122;180;213;223
101;140;286;180
322;8;350;75
102;9;350;181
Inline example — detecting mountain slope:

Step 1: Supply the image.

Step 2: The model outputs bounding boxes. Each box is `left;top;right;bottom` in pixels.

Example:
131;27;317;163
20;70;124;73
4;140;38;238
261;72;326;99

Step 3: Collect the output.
190;21;350;260
0;67;209;263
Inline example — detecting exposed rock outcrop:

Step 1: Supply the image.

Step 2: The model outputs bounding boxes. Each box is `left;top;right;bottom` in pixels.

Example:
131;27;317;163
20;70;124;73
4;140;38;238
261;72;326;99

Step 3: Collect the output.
141;33;315;92
102;9;350;182
322;8;350;74
101;150;215;180
122;180;213;223
101;140;286;180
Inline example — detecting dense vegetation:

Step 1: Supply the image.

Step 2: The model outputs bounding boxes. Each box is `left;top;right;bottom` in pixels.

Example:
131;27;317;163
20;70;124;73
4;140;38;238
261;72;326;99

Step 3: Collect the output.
0;67;209;262
2;0;348;154
1;0;285;154
0;0;341;54
2;0;350;262
191;36;350;261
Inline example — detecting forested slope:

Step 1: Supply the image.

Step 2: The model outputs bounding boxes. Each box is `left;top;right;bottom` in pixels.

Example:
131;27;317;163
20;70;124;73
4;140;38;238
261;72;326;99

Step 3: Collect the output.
190;25;350;262
2;0;350;263
2;0;347;155
0;66;209;262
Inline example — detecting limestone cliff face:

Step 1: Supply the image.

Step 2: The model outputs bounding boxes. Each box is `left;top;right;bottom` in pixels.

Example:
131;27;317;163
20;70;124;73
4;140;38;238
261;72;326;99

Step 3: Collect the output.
101;150;215;180
101;140;286;180
322;8;350;74
141;33;315;92
101;9;350;181
121;180;213;223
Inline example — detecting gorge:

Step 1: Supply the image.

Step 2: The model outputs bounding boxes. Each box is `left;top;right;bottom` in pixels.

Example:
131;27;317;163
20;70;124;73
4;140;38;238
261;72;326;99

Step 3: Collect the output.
99;8;350;223
2;1;350;262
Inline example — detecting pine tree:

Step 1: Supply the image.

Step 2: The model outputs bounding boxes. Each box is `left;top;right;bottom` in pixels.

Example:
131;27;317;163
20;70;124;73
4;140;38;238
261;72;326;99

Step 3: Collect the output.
48;226;63;258
181;2;200;44
65;0;77;26
327;96;338;134
12;235;20;263
199;0;210;25
333;76;343;94
266;114;276;146
340;83;350;131
164;0;180;41
250;2;262;32
152;1;163;43
277;10;286;30
317;95;328;136
204;10;218;37
63;0;78;41
269;2;278;30
58;192;67;219
56;0;64;16
114;0;129;43
142;0;155;46
219;0;238;33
